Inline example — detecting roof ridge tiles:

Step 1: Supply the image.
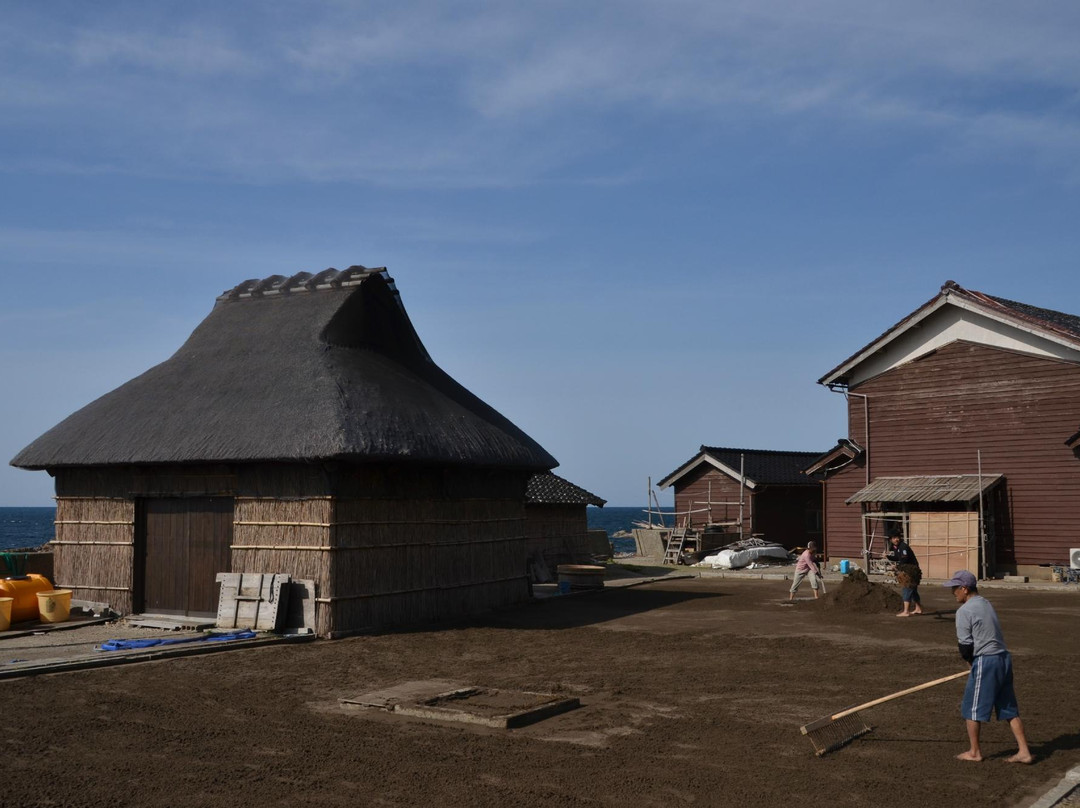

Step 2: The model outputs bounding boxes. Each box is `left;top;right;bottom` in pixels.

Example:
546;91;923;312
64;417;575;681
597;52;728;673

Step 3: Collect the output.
218;266;388;301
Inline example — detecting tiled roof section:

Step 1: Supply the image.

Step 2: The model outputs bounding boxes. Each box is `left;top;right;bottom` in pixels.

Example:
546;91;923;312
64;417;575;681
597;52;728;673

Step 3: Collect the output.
218;266;388;301
846;474;1003;505
700;447;825;486
981;293;1080;341
526;471;606;507
660;447;825;488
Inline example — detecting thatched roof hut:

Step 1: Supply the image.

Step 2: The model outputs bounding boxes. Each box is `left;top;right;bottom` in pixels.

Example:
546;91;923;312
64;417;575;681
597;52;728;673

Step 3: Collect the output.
13;268;553;470
12;267;557;636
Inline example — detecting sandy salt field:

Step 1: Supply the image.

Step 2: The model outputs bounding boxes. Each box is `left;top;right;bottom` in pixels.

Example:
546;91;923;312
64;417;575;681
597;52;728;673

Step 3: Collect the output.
3;575;1078;807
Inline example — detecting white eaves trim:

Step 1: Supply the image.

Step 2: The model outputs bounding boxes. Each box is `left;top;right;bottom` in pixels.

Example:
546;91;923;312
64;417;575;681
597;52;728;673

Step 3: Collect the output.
657;453;758;491
820;293;1080;388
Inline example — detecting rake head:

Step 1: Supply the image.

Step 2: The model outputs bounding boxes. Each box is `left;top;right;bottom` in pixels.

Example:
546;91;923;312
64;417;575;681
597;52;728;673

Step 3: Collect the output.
801;711;873;756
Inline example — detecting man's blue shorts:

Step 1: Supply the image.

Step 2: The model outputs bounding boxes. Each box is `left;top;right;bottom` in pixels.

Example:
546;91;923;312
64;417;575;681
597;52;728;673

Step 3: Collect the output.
961;652;1019;722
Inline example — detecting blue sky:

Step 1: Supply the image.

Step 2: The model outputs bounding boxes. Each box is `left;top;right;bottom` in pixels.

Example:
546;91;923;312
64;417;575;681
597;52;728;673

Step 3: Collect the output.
3;1;1080;507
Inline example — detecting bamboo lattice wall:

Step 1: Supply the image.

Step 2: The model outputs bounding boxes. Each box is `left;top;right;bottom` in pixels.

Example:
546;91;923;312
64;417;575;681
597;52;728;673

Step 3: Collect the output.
524;504;594;569
53;496;136;613
49;464;533;635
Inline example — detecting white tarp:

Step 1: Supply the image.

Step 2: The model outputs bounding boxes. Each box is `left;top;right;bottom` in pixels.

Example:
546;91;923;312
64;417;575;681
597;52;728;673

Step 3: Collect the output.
698;543;792;569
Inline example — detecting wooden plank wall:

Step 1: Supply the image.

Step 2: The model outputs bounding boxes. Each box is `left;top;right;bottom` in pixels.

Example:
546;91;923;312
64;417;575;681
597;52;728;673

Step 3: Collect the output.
676;467;822;548
674;467;749;532
752;486;823;550
825;341;1080;567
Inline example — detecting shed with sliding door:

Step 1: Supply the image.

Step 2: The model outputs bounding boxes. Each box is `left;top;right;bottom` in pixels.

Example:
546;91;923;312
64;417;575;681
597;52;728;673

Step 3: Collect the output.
11;268;557;636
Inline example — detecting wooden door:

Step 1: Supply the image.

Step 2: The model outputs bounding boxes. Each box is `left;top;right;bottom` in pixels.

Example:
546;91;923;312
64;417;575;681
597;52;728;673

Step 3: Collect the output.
142;497;233;616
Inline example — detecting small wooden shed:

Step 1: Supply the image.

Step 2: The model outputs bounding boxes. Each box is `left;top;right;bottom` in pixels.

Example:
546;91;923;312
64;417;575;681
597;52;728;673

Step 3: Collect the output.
524;471;607;578
657;446;825;550
10;268;557;636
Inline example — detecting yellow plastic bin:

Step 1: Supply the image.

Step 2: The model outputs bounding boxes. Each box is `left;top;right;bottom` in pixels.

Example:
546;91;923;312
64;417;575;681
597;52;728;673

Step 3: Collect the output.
0;597;12;631
37;590;72;624
0;574;53;622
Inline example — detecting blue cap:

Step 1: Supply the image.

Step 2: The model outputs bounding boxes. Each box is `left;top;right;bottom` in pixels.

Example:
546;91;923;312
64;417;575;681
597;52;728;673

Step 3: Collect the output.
943;570;976;588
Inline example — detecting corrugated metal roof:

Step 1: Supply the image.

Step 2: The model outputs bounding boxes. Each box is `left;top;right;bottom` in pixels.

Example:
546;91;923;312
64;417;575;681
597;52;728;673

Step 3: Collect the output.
846;474;1003;504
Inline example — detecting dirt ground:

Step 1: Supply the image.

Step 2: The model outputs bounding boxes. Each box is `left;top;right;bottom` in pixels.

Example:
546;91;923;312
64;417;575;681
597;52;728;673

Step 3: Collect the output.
3;576;1078;808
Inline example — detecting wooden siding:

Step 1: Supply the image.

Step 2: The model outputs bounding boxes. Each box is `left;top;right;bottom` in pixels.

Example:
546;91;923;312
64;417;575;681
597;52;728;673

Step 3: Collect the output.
142;497;233;615
824;341;1080;567
674;466;750;533
753;486;823;550
673;466;822;548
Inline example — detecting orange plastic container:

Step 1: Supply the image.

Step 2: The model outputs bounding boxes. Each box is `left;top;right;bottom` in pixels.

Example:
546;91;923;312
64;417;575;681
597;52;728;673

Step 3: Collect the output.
0;574;54;623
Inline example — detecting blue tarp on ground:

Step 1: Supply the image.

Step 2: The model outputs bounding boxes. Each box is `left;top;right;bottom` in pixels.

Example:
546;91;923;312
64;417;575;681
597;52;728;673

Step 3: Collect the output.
97;630;256;652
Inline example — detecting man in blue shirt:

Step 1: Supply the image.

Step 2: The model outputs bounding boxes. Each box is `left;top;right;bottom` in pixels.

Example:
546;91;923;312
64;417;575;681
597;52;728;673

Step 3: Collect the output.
945;570;1033;763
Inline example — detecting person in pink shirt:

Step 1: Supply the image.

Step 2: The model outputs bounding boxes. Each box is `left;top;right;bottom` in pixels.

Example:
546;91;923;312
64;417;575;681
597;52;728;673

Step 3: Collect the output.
789;541;821;601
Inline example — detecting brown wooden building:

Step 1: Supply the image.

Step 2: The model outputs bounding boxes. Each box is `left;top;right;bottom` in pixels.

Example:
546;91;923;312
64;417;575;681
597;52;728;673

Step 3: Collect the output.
810;280;1080;578
657;446;824;550
524;471;606;579
10;268;557;636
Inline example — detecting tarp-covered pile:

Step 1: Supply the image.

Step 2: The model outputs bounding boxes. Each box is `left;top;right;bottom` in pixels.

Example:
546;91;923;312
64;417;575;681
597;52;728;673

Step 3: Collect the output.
696;538;793;569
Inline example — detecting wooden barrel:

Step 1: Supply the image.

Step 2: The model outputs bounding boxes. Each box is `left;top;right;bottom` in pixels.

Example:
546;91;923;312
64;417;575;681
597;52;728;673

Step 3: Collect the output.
556;564;606;590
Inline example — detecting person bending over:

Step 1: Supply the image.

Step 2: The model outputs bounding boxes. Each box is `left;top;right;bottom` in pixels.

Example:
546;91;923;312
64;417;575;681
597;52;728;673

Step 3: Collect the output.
789;541;821;601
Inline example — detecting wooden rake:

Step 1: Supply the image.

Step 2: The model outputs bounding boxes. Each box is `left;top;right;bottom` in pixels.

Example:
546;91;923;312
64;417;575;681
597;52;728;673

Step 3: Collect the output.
800;670;969;756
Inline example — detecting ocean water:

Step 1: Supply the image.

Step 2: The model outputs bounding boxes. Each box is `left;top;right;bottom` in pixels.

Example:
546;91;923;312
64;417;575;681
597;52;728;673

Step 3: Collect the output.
0;507;55;551
587;505;674;556
0;505;665;553
586;505;673;536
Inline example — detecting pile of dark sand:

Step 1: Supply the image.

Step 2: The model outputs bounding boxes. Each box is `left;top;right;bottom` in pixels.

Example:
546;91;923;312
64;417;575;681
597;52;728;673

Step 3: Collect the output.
824;569;903;613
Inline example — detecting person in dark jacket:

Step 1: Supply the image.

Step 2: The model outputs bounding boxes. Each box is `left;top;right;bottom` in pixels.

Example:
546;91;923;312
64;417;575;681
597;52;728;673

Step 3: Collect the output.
886;531;923;617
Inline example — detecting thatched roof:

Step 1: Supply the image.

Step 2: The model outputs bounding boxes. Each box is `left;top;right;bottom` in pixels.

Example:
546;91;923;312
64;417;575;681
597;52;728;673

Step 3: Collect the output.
12;267;557;472
526;472;606;507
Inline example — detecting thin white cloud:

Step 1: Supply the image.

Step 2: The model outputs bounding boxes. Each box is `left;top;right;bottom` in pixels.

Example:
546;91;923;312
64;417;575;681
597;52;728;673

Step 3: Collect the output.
71;29;258;76
1;1;1079;186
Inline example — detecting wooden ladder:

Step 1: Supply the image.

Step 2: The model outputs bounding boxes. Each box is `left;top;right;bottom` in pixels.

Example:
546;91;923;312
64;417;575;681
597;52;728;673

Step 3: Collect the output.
663;526;689;565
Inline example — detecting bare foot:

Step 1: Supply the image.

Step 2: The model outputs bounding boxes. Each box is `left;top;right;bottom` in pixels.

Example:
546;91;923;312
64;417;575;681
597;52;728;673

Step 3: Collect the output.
896;612;911;618
956;751;983;762
913;610;924;615
1006;753;1034;764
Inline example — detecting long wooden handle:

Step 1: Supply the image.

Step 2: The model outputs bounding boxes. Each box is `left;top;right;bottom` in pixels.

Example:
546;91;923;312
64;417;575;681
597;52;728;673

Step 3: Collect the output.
802;670;969;734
